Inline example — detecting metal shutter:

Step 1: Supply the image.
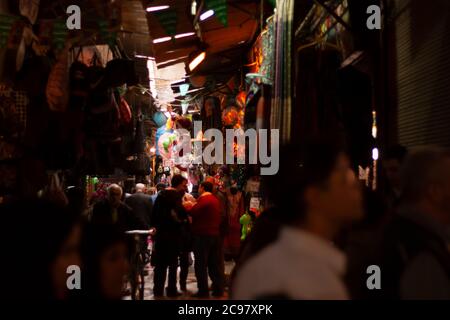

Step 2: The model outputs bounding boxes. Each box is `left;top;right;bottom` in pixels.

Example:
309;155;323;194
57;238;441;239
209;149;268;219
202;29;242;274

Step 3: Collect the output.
394;0;450;147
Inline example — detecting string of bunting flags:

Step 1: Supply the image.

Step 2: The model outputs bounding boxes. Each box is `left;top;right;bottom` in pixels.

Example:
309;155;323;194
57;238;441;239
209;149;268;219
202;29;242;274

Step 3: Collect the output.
0;13;117;49
0;14;21;49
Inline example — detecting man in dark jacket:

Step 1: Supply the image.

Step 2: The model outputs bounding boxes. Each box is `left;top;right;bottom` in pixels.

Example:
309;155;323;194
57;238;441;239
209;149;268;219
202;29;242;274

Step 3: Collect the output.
151;175;188;297
91;184;145;232
125;183;153;229
189;181;225;298
375;147;450;299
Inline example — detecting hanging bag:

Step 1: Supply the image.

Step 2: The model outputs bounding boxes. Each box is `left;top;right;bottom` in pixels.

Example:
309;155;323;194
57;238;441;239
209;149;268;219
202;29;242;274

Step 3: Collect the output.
46;43;70;112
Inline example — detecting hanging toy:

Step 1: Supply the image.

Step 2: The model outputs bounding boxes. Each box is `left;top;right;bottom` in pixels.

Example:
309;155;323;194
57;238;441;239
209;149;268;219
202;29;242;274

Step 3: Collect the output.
157;132;177;160
240;211;254;241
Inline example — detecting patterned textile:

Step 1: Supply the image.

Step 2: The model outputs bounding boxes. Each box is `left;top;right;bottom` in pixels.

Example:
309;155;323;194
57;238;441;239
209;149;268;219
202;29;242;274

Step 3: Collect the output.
260;15;276;85
0;85;28;138
271;0;294;144
13;90;28;135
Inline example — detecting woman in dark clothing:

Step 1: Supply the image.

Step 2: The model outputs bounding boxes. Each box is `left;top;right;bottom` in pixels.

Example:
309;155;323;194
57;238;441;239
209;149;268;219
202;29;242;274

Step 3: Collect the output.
80;224;130;300
1;199;82;300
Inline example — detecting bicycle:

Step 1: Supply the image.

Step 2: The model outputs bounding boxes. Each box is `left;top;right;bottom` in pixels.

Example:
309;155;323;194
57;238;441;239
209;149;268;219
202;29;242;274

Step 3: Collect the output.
126;230;152;300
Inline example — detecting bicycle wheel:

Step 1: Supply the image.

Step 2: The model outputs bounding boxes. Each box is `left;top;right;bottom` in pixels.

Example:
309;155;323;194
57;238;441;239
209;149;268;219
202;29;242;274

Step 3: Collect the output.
135;252;145;300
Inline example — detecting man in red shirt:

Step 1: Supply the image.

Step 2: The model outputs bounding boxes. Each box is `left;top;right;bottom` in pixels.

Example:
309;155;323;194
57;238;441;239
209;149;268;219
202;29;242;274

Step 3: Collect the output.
189;181;225;298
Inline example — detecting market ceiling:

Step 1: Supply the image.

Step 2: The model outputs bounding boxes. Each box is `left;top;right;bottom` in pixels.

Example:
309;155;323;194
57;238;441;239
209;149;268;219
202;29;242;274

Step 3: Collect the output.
32;0;273;101
144;0;272;80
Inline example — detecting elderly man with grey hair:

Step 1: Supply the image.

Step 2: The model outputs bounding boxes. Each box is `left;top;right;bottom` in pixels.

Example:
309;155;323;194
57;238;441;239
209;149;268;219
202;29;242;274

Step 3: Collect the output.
125;183;153;229
378;146;450;299
91;184;146;233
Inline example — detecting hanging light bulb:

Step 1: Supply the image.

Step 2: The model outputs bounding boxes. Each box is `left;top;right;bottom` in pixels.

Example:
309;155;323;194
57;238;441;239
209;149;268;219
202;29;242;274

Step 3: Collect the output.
200;10;214;21
188;51;206;71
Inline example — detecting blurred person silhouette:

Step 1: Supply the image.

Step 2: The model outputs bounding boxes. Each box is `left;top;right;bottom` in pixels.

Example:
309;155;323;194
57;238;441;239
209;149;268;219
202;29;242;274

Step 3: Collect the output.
151;174;188;297
2;199;82;300
125;183;153;229
66;186;87;217
383;145;408;211
151;182;167;204
80;223;130;300
204;176;228;290
231;208;283;284
91;184;146;233
376;147;450;299
232;139;364;299
189;181;225;298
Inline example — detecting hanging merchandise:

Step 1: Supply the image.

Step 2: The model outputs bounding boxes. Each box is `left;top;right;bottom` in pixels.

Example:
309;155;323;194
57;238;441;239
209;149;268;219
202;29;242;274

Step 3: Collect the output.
0;85;24;139
173;129;193;169
69;53;90;110
19;0;40;25
236;91;246;109
0;14;18;48
202;96;221;131
38;20;53;46
244;82;261;125
240;210;254;241
231;165;247;190
260;15;275;85
119;97;132;124
153;111;168;128
155;125;168;156
222;106;244;129
52;20;68;50
157;131;177;160
271;0;294;143
46;43;70;112
154;9;178;37
205;0;228;27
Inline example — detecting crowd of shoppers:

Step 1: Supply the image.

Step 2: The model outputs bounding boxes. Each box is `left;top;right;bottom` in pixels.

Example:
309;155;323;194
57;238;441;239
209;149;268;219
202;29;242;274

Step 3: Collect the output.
1;139;449;301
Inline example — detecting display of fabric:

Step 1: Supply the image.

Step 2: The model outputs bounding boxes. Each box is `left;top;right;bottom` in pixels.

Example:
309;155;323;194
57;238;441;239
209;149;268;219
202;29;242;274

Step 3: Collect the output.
271;0;294;143
201;96;222;131
260;15;275;85
46;44;69;112
0;84;27;139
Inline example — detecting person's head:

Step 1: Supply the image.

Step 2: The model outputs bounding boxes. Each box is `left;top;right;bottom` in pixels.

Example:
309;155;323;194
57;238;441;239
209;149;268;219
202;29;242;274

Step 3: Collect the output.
204;176;217;192
199;181;214;195
107;184;123;208
171;174;188;194
400;147;450;223
265;138;363;237
81;224;129;300
2;200;81;300
135;183;146;193
384;145;408;190
156;183;167;193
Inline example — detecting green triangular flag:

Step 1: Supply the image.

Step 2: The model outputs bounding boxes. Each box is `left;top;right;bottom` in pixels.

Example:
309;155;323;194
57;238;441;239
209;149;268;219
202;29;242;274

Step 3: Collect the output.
0;14;18;48
205;0;228;27
154;10;177;36
52;19;68;49
98;19;116;46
